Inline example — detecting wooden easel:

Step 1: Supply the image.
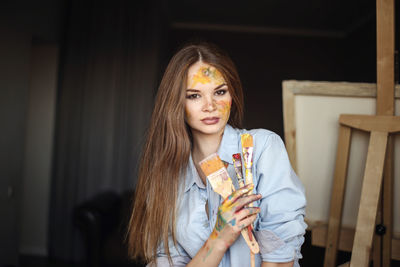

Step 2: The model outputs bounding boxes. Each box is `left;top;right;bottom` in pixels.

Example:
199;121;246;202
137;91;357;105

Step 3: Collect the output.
323;0;397;266
324;115;399;267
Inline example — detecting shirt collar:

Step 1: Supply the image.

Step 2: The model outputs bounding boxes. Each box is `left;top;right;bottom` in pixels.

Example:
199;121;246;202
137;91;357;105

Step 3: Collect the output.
184;153;206;193
183;124;240;193
217;124;239;165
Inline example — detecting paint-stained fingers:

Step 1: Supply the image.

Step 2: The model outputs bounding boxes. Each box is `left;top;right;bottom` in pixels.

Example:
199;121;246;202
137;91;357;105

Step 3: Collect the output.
235;207;260;221
237;214;258;230
233;194;261;211
222;183;254;206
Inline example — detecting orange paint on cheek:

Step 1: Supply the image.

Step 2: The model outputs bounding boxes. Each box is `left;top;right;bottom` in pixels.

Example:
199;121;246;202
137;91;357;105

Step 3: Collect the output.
217;100;231;120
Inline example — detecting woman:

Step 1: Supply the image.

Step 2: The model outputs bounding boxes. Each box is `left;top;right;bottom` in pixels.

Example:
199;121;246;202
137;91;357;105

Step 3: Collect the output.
127;43;306;267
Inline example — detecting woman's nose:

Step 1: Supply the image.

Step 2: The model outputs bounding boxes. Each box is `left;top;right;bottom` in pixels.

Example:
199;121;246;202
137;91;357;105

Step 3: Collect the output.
202;96;216;112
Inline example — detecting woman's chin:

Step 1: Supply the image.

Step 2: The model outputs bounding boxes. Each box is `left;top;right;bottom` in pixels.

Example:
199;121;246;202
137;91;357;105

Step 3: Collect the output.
191;123;226;137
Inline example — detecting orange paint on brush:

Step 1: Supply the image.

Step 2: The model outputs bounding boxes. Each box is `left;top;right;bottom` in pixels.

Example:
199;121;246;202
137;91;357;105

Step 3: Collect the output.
199;153;234;199
241;133;254;148
199;154;226;176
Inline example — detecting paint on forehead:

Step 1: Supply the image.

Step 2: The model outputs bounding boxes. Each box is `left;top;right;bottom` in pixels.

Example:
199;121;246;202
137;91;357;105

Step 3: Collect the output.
189;66;225;88
217;100;231;120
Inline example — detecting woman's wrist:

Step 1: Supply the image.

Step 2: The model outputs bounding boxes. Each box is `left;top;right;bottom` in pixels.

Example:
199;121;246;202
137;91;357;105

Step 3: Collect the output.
207;230;230;253
187;230;227;266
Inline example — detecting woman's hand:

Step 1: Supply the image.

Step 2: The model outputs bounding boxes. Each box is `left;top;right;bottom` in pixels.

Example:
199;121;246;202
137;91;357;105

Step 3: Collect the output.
187;183;261;266
210;183;261;249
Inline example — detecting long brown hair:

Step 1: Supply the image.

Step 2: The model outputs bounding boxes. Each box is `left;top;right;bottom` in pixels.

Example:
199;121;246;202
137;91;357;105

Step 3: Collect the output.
127;42;244;263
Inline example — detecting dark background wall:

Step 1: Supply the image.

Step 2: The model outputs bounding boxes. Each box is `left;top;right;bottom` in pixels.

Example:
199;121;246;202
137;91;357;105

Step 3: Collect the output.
166;25;377;135
0;0;67;264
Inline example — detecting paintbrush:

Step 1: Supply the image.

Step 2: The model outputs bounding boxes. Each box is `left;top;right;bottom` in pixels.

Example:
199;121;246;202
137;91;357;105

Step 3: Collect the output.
240;134;257;267
232;153;245;188
232;153;254;241
200;153;259;254
199;153;234;199
241;134;254;186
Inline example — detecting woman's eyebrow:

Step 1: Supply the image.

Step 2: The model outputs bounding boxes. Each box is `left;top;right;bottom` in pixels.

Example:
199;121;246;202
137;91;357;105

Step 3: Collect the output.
214;84;227;90
186;84;227;92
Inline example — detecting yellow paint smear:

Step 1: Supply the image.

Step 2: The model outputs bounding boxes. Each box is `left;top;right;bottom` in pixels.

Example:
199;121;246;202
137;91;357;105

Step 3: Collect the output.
190;66;225;88
241;134;253;147
217;100;231;120
210;230;219;240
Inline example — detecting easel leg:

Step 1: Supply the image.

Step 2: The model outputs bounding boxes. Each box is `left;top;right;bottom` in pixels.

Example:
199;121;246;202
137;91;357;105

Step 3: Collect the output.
350;131;388;267
376;0;395;263
382;136;393;266
324;125;352;267
373;186;382;267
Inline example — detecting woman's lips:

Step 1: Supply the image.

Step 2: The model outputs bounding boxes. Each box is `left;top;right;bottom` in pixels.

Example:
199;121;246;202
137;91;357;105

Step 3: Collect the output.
201;117;220;125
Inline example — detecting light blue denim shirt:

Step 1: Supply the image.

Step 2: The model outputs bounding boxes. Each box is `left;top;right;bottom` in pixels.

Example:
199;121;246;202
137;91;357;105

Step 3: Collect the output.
151;124;307;267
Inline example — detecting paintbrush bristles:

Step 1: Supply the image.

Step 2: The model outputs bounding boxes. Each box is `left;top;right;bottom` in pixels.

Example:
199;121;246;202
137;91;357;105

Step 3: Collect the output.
232;153;245;187
241;134;253;147
199;153;225;176
199;153;234;198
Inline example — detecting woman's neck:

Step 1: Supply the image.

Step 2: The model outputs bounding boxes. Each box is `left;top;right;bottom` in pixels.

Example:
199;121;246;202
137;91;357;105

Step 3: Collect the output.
191;131;223;162
191;131;224;185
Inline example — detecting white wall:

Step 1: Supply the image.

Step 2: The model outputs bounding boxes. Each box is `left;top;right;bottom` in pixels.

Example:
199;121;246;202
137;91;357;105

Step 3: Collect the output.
295;95;400;233
19;45;58;256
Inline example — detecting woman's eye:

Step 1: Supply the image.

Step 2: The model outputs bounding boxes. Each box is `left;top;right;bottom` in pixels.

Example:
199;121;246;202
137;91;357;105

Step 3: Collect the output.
215;89;227;96
186;94;200;99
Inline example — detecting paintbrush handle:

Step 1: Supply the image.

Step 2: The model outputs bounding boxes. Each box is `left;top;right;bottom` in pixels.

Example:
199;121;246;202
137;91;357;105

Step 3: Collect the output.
238;178;245;188
250;252;255;267
240;227;259;254
244;168;253;187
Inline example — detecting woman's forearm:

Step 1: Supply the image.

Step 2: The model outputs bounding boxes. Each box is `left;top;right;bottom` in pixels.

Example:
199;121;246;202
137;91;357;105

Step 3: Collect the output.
186;230;228;267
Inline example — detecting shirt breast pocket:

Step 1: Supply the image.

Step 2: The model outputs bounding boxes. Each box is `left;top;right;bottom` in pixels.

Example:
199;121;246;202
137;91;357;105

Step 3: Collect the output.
176;190;210;257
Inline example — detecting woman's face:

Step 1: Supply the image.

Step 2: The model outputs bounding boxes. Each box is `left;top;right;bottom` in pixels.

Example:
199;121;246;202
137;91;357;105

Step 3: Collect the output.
185;61;232;137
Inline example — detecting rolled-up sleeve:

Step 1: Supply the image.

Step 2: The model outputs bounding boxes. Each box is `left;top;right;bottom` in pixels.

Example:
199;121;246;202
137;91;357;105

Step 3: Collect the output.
253;133;307;264
147;235;191;267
